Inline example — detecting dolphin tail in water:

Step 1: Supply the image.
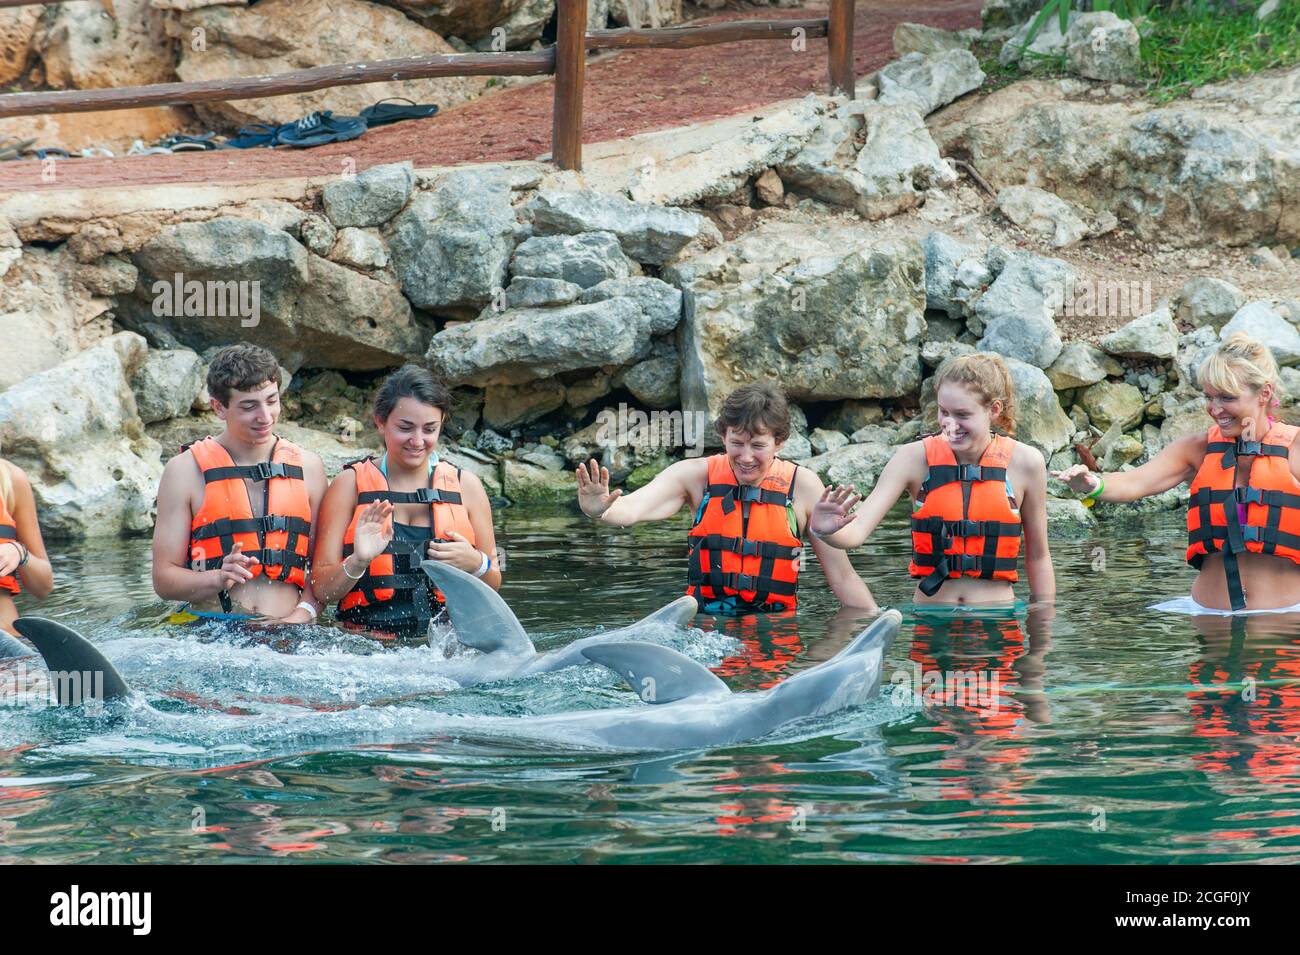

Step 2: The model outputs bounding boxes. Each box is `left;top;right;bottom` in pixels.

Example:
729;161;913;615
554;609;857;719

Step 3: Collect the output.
11;617;131;702
421;560;535;656
0;629;35;659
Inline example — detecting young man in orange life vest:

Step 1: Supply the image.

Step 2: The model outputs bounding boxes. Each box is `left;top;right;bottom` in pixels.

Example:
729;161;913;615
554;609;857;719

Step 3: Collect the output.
576;382;878;615
152;344;327;623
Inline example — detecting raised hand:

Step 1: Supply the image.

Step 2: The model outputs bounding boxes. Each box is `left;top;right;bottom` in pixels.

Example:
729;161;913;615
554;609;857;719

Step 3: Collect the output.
215;540;259;591
1051;464;1101;496
811;484;862;538
352;500;393;564
575;458;622;519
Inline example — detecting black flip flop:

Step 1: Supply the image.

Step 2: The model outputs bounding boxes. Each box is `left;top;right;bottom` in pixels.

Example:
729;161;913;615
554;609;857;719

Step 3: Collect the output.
274;110;368;148
359;97;439;128
225;123;281;149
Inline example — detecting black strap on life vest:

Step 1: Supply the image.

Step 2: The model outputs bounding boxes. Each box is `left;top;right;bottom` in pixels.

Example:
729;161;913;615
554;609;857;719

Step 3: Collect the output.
0;523;15;540
201;461;305;484
1208;438;1290;470
357;487;463;506
704;482;790;516
914;462;1016;596
1188;485;1300;611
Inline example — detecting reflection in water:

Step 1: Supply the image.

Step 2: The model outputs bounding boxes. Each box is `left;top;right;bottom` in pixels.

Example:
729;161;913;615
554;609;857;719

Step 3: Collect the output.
1187;613;1300;792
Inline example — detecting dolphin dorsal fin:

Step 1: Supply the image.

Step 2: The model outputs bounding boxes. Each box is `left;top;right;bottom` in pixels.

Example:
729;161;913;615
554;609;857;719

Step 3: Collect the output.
420;560;535;657
582;642;730;704
12;617;131;701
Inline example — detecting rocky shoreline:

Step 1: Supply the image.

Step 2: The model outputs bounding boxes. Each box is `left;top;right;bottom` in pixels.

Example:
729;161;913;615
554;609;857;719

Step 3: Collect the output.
2;8;1298;541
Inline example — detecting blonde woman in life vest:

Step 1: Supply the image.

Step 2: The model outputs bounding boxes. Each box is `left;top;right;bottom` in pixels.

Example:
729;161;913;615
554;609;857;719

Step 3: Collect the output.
1057;333;1300;615
810;354;1056;607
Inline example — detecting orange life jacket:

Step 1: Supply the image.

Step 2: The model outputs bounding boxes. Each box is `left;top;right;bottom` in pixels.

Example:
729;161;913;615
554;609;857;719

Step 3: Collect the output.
338;457;476;625
1186;422;1300;611
187;436;312;610
687;455;802;613
0;491;20;596
909;434;1022;596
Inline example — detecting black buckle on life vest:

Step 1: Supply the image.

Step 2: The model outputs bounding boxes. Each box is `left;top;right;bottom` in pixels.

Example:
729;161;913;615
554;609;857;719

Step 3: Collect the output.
412;487;439;504
736;485;763;504
950;519;984;537
957;464;983;482
250;461;278;482
1233;486;1264;506
1236;440;1263;458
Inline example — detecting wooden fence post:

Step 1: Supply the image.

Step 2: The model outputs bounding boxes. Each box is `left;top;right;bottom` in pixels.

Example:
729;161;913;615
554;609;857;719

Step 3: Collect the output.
828;0;855;99
552;0;589;171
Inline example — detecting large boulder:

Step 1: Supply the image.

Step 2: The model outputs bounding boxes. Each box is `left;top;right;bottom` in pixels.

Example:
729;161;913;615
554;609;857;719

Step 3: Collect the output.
975;253;1071;368
175;0;490;128
1047;342;1122;391
1007;358;1076;457
778;102;956;220
999;10;1080;67
1080;380;1145;431
526;191;713;266
1100;305;1180;360
1176;277;1247;330
0;245;124;392
426;298;653;387
121;217;424;372
923;231;990;320
0;333;163;539
665;221;926;418
933;67;1300;248
876;50;985;117
37;0;175;90
386;171;519;315
893;22;980;57
376;0;528;40
0;6;40;85
579;276;682;334
1221;302;1300;367
797;442;895;490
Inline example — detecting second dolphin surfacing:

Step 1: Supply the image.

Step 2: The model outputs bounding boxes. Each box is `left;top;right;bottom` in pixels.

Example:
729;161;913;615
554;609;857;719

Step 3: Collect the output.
423;559;900;751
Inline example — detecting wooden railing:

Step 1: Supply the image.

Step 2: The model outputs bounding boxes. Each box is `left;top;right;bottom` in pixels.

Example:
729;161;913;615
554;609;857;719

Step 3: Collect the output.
0;0;857;171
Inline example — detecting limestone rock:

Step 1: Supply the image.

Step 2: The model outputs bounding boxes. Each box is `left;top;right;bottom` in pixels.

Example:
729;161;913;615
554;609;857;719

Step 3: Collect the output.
1065;11;1141;84
797;442;895;490
1221;302;1300;367
975;253;1071;368
665;221;926;418
427;298;654;387
893;22;979;57
876;50;985;117
1080;381;1145;431
321;163;415;229
527;190;712;266
579;276;682;334
1176;277;1246;330
386;170;518;314
37;0;175;90
330;228;389;270
995;185;1089;248
1100;305;1180;360
510;232;635;289
505;276;583;309
131;347;205;425
1047;342;1122;391
0;333;163;539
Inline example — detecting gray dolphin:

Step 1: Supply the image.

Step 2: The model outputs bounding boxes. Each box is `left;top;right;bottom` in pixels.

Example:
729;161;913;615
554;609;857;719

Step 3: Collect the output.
419;559;700;683
482;608;901;751
1;617;131;704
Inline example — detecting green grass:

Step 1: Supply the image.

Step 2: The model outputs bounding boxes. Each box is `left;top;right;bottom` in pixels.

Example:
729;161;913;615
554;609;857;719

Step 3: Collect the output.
975;1;1300;102
1142;1;1300;101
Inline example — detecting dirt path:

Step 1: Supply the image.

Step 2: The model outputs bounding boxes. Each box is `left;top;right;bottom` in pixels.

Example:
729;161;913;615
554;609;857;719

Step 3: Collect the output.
0;1;982;195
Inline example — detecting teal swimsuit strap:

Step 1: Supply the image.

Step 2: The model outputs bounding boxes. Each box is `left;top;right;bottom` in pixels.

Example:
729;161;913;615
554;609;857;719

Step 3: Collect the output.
377;451;439;480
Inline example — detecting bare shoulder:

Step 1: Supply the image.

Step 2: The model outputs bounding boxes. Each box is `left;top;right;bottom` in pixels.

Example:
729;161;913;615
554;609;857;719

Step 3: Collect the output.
457;466;487;496
0;458;30;490
160;447;200;485
665;455;710;485
1011;440;1046;472
298;448;326;476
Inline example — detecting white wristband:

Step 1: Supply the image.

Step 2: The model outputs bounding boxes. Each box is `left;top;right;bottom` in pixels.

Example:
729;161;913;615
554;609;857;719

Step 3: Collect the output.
473;550;491;579
296;600;319;620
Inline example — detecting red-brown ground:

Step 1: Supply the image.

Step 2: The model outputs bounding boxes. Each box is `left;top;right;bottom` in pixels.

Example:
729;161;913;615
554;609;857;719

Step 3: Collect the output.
0;1;982;195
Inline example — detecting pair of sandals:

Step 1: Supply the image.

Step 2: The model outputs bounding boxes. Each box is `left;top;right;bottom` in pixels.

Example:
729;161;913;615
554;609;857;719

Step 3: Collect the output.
226;99;438;150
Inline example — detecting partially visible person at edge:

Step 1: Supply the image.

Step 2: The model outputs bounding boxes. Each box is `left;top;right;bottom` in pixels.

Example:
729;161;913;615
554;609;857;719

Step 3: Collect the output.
810;353;1055;607
0;452;54;636
1058;332;1300;614
576;381;879;614
312;365;501;634
152;344;327;623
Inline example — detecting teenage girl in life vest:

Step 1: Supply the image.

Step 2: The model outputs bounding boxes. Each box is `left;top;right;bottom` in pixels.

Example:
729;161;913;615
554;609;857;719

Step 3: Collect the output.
0;452;54;637
313;365;501;634
576;381;878;614
153;344;328;624
810;353;1056;607
1057;333;1300;615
